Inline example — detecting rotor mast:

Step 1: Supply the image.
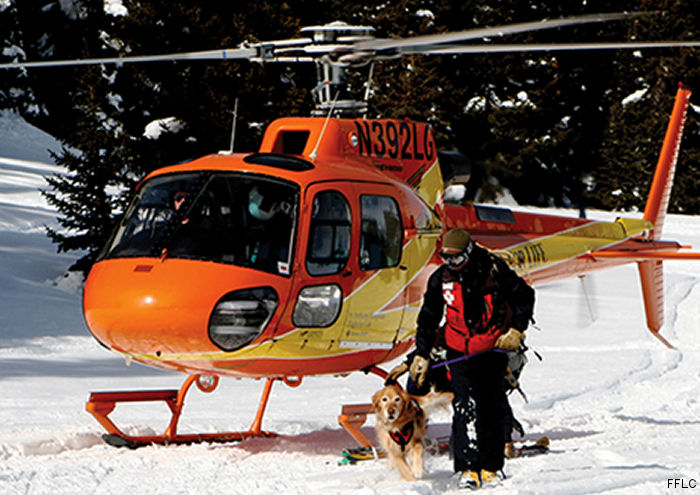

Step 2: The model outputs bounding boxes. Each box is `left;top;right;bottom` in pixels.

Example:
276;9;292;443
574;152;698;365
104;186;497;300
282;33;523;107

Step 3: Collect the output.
299;23;375;116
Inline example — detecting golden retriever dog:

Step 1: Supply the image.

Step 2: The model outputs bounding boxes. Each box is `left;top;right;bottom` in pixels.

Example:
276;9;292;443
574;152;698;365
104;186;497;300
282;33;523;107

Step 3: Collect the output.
371;384;453;481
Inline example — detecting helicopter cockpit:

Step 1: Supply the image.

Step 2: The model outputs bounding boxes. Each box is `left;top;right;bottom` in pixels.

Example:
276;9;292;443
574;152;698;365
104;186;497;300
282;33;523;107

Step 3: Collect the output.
103;172;298;276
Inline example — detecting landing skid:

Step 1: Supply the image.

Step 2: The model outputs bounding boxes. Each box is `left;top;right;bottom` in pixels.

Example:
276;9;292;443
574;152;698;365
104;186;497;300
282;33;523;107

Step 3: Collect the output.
86;374;296;448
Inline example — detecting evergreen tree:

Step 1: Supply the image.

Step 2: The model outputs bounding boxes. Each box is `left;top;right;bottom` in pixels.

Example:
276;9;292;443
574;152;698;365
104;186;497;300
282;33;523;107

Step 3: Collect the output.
2;1;698;272
593;0;700;213
40;1;316;271
0;1;109;137
43;65;132;272
104;1;315;174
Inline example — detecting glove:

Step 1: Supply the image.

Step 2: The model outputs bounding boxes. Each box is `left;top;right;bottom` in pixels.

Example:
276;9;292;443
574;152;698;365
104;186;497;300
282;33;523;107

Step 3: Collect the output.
409;355;429;388
384;362;409;385
495;327;525;351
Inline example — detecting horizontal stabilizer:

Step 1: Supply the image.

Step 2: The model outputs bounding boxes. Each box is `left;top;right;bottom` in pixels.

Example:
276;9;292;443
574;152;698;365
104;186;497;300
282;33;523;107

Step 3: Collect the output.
591;250;700;261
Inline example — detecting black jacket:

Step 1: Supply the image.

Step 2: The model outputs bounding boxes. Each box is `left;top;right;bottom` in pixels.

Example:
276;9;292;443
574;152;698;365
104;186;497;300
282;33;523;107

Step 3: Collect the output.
415;244;535;358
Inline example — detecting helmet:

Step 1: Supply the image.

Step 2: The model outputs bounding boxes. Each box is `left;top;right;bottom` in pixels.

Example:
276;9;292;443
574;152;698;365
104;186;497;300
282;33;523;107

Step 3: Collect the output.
441;228;472;254
440;229;473;269
249;186;277;221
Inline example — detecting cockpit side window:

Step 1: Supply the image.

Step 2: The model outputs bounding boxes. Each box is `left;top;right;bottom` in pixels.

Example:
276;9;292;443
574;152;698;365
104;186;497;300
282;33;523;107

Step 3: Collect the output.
360;195;402;271
306;191;351;276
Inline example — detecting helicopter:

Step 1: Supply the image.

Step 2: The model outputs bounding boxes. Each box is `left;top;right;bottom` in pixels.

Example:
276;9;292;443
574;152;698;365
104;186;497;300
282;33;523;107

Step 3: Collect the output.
2;12;700;448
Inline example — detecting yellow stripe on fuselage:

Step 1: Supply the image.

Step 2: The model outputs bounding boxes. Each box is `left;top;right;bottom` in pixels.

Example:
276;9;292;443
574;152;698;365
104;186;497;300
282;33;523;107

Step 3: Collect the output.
415;159;443;209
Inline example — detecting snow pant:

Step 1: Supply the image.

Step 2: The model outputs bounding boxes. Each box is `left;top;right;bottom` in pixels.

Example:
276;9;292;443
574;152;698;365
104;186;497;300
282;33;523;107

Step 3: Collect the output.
504;398;515;443
449;349;509;473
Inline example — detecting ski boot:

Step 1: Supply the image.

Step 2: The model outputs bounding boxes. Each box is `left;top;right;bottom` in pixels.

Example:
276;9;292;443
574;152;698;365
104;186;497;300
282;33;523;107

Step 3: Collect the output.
458;470;481;490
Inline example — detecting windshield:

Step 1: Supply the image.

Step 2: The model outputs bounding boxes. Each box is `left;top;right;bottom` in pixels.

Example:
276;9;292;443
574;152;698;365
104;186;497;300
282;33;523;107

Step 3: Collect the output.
103;172;299;276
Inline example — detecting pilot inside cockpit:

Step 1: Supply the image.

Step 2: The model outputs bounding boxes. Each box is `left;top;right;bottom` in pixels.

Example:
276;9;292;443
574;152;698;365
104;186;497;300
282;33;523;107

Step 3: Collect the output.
247;185;293;273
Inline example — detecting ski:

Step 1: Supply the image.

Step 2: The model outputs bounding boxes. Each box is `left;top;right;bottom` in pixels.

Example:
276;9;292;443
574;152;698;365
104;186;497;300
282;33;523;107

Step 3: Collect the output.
507;436;550;458
339;435;549;465
339;446;386;465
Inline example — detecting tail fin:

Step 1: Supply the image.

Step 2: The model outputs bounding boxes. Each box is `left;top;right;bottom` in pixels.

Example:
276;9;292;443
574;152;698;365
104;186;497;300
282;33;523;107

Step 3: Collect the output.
415;391;454;416
638;260;673;347
642;84;692;239
638;84;692;348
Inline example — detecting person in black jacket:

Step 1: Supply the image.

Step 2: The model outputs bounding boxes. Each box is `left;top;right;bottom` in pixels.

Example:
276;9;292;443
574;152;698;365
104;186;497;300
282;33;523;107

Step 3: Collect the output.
409;228;534;490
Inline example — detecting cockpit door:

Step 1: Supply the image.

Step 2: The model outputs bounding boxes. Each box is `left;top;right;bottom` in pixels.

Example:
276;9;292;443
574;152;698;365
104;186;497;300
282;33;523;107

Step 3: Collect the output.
285;184;356;354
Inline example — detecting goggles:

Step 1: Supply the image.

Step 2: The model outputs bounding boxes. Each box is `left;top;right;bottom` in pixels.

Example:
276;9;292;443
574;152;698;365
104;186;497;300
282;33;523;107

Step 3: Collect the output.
440;242;473;266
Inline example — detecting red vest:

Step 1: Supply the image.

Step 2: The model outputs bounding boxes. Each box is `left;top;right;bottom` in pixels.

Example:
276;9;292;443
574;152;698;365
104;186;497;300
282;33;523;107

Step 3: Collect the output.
442;280;502;354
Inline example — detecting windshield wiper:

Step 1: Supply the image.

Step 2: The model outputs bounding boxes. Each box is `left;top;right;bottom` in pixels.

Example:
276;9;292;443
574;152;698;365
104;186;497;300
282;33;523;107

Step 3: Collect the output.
151;172;214;258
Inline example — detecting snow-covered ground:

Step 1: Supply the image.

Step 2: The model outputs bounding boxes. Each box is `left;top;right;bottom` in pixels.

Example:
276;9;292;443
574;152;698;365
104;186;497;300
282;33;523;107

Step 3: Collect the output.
1;111;699;494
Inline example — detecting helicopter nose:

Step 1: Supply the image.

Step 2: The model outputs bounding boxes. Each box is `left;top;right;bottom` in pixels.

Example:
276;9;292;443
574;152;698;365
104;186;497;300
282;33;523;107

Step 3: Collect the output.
83;258;286;356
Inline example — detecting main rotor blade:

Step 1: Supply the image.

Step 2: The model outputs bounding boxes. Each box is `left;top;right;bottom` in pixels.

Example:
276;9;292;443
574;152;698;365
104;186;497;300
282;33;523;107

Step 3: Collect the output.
354;12;648;52
415;40;700;55
0;47;258;69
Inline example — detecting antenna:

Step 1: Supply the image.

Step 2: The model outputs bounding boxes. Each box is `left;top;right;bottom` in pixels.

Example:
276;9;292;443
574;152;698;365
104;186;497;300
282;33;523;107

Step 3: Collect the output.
362;62;375;119
310;91;340;159
219;98;239;155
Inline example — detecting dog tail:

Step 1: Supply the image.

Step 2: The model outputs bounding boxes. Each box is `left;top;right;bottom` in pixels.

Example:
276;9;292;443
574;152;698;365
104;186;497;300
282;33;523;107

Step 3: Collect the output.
415;391;454;415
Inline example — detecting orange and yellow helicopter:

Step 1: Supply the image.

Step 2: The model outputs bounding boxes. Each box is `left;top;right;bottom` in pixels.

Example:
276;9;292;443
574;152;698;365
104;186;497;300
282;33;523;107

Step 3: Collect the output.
3;13;700;448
